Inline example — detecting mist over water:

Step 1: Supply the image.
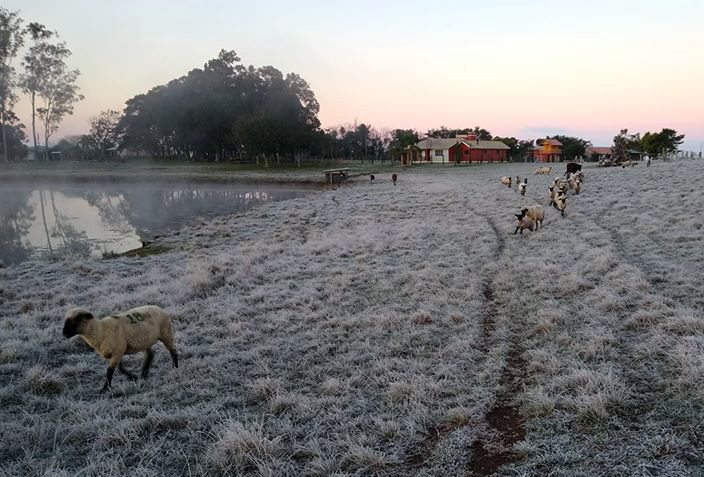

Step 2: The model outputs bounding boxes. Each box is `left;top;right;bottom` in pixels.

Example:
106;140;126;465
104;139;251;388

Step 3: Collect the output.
0;181;314;266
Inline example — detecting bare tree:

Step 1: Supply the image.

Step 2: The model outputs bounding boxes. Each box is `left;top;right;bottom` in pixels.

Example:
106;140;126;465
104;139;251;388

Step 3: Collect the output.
0;8;25;162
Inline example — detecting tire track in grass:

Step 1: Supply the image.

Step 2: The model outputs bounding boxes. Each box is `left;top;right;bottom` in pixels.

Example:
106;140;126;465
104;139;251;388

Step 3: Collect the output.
402;212;508;472
468;216;528;477
466;180;554;475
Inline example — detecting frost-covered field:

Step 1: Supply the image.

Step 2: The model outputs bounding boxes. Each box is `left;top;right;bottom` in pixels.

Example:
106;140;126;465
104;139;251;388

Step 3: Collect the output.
1;161;703;476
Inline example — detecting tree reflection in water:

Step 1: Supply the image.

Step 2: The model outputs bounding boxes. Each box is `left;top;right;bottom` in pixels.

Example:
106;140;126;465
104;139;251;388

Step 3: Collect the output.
0;190;35;266
1;183;311;265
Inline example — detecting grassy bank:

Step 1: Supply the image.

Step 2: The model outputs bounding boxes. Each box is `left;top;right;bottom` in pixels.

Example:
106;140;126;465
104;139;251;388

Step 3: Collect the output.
1;161;703;476
0;158;402;185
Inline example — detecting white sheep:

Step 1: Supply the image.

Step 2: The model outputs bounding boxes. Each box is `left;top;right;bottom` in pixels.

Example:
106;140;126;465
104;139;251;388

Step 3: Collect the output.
555;193;567;216
567;173;582;194
534;166;552;175
521;206;544;229
518;178;527;196
500;176;512;188
572;178;582;195
555;177;568;196
513;212;535;235
63;305;178;393
548;186;557;208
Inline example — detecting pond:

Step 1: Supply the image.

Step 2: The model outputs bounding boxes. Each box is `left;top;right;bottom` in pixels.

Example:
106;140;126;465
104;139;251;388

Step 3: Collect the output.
0;181;316;266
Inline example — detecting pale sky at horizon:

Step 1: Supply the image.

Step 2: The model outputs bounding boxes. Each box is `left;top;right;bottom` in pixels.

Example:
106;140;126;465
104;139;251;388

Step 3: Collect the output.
6;0;704;151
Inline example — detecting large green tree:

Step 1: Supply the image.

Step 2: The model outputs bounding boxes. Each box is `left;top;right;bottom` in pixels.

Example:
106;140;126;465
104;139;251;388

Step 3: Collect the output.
120;50;320;162
0;8;25;162
388;129;419;162
494;136;534;162
641;128;684;156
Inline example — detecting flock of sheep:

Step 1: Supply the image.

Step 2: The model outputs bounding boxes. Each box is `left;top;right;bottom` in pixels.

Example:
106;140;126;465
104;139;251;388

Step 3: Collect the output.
61;163;593;394
500;163;585;235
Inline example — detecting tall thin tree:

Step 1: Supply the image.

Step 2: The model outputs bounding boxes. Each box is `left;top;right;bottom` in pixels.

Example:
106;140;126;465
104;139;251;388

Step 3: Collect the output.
20;23;72;160
0;8;25;162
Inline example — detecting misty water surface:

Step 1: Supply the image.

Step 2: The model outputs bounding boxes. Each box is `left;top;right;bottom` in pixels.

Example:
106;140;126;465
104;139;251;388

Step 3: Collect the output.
0;181;315;266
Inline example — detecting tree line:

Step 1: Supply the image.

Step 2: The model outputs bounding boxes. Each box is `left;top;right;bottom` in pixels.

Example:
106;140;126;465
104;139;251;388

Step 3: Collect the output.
1;6;690;165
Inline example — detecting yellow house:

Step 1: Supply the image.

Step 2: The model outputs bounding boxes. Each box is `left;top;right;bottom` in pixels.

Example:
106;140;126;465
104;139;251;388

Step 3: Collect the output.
534;139;562;162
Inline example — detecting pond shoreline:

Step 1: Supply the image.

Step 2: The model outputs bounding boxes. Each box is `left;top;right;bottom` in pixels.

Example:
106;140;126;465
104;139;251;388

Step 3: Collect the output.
0;171;331;187
0;160;401;187
0;179;321;267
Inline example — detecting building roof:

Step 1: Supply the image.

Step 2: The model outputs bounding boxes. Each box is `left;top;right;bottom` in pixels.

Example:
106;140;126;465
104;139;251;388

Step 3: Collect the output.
416;138;510;150
588;146;612;155
544;139;563;146
416;138;459;150
469;140;510;150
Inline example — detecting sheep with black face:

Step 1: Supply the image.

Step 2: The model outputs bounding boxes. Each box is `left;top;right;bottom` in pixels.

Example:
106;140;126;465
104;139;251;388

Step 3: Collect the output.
514;210;535;235
63;305;178;393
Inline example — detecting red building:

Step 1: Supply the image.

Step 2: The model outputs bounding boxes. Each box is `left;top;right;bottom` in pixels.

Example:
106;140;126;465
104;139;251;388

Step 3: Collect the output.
408;134;509;164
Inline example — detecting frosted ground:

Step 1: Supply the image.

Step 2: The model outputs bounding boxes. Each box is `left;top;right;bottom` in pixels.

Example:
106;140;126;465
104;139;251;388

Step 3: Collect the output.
1;160;703;476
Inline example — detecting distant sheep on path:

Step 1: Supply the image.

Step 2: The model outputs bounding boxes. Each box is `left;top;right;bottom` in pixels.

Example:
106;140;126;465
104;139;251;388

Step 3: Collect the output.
555;193;567;216
63;305;179;393
518;178;527;196
500;176;512;188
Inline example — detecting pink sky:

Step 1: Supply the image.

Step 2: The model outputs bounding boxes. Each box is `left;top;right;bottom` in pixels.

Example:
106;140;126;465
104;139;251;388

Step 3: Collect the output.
7;0;704;151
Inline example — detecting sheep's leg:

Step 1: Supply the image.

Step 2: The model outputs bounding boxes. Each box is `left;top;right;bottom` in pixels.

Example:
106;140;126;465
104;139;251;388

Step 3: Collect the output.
101;366;115;393
513;226;519;235
161;338;179;368
101;352;125;393
118;362;137;381
163;343;178;368
141;348;154;379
